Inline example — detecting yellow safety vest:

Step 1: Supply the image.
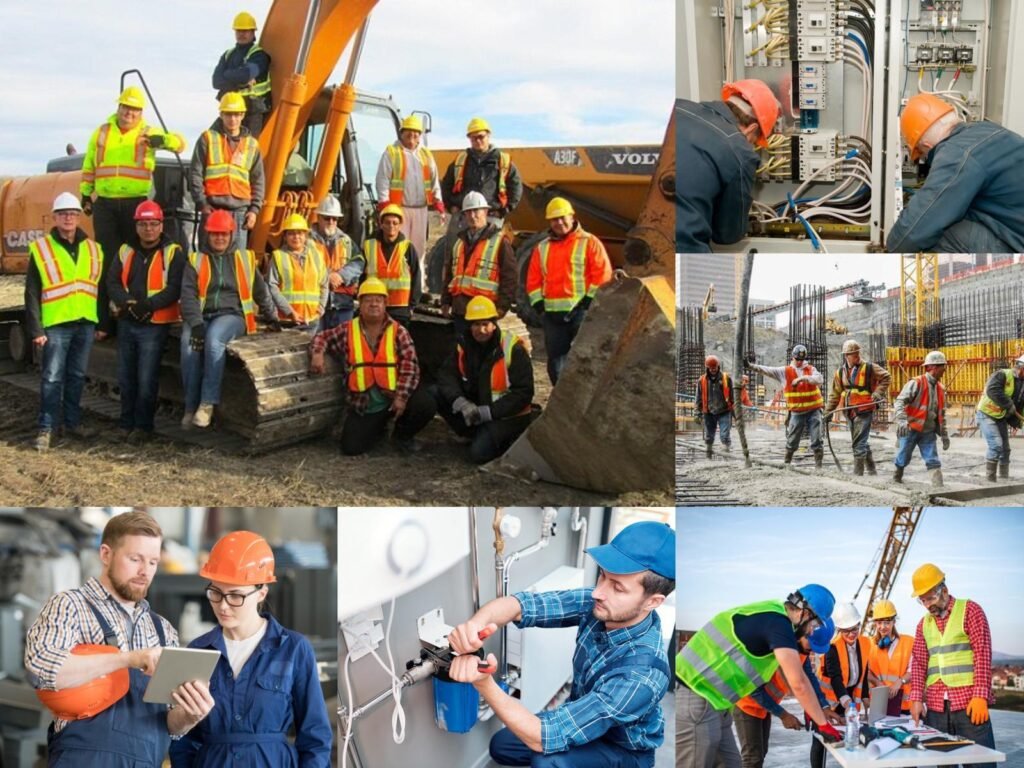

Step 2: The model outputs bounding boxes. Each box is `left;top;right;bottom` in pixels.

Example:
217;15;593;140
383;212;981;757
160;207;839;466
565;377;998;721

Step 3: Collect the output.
977;371;1015;419
272;244;325;323
81;117;184;199
30;235;103;328
347;318;398;393
922;598;975;689
227;44;271;98
386;144;437;206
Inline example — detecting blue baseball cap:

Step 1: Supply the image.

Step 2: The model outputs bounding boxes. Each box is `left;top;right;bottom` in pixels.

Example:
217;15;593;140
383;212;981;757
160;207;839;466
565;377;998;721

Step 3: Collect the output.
585;521;675;580
808;617;835;654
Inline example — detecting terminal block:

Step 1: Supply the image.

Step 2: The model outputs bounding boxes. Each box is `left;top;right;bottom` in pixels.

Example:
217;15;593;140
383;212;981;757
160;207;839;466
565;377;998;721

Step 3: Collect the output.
792;130;839;182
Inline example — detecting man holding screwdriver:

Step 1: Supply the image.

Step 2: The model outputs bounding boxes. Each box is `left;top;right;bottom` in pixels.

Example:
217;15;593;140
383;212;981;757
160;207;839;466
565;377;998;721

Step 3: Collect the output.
448;521;676;767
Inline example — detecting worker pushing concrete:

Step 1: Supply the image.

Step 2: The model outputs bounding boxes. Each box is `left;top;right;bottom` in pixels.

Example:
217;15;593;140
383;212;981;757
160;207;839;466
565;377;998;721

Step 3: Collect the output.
892;350;949;486
696;355;734;457
823;339;891;476
975;357;1024;482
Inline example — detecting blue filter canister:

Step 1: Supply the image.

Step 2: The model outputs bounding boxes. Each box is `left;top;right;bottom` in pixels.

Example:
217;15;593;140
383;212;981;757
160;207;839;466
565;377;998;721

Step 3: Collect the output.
433;668;480;733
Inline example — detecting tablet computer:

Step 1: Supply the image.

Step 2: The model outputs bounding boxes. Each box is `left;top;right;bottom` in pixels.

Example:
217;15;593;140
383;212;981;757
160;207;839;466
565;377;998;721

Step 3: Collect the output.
143;648;222;704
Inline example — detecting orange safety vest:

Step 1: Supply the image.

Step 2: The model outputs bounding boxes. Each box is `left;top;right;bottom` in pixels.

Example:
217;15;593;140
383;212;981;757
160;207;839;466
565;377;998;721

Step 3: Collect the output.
448;231;505;301
698;372;733;414
905;374;944;432
526;229;610;312
346;317;397;393
839;363;875;414
271;244;325;324
202;130;259;200
451;150;511;209
118;243;182;324
868;636;913;713
735;666;790;719
319;235;358;296
818;636;871;706
784;364;824;413
191;249;258;334
456;331;531;415
386;144;437;206
364;238;412;308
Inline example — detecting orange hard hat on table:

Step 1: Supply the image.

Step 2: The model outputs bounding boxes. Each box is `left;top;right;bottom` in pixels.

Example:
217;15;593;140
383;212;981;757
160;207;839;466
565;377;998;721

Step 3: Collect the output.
721;80;779;148
36;645;129;720
901;94;955;161
200;531;276;586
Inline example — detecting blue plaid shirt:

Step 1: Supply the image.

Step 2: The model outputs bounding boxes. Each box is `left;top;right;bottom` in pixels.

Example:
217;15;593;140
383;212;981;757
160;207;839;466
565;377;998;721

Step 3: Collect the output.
513;587;669;755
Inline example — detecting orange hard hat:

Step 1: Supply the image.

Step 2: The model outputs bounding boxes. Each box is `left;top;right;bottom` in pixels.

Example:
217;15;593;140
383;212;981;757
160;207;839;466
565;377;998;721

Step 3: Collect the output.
134;200;164;221
205;209;236;233
37;645;129;720
200;530;277;586
901;94;955;162
721;80;779;148
705;355;720;370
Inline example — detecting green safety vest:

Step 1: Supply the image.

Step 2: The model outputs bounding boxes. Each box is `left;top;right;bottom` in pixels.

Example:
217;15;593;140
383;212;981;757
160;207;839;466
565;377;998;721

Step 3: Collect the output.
976;371;1015;419
922;597;975;689
676;600;788;711
30;235;103;328
231;44;271;98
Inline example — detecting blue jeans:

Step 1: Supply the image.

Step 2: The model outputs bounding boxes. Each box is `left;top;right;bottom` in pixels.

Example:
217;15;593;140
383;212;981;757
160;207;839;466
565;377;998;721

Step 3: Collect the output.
703;411;731;447
180;314;246;411
786;409;822;452
489;727;654;768
117;319;168;431
924;704;996;768
847;411;873;458
894;429;940;470
542;309;586;385
38;322;95;432
935;219;1012;253
976;410;1011;463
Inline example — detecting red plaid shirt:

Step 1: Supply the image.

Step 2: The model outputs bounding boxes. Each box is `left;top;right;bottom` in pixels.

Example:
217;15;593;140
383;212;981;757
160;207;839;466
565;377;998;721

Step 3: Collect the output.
908;596;994;712
310;316;420;414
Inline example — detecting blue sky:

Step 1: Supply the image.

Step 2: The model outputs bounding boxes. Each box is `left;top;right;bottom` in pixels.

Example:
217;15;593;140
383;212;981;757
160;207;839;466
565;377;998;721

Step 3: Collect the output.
677;508;1024;656
0;1;673;176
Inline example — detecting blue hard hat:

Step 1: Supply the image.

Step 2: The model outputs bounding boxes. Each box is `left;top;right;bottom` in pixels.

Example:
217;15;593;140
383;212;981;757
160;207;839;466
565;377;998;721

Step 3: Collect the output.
586;521;675;581
807;617;835;654
797;583;835;620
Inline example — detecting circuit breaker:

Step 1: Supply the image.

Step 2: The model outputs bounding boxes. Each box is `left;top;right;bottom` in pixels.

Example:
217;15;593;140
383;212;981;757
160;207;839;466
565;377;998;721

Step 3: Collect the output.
794;130;839;182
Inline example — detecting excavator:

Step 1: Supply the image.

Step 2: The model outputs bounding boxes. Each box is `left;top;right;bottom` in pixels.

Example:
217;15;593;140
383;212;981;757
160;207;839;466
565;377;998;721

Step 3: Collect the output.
0;0;675;494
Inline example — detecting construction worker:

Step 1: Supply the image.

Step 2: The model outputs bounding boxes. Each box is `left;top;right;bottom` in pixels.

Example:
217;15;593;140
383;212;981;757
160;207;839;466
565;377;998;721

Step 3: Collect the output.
907;563;996;764
169;532;332;767
308;278;437;455
435;296;536;464
212;11;272;137
440;190;516;339
892;350;949;486
975;357;1024;482
80;86;185;335
732;618;836;768
375;114;445;283
267;214;328;330
676;82;780;252
310;195;364;330
25;512;214;765
179;209;278;429
189;92;265;249
676;584;843;767
823;339;891;476
441;117;523;229
105;200;184;443
866;599;913;717
448;521;675;767
747;344;825;467
362;204;421;327
526;197;613;385
888;93;1024;252
697;354;734;457
25;193;104;452
811;602;870;768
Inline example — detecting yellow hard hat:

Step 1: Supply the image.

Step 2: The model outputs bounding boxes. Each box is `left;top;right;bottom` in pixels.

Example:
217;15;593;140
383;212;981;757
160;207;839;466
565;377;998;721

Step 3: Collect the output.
379;203;404;222
465;296;499;322
466;117;491;136
545;197;575;219
871;599;898;621
219;92;247;114
400;115;423;133
281;213;309;232
910;563;945;598
233;11;258;30
358;277;389;298
117;87;145;110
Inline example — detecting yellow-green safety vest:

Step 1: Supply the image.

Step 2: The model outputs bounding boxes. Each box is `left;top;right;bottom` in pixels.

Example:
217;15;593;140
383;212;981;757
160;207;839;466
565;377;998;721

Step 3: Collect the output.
922;597;975;689
977;371;1015;419
230;44;271;98
30;235;103;328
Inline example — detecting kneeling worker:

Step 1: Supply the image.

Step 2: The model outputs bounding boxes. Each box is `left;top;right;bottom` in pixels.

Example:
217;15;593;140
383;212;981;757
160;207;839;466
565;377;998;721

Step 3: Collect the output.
449;521;675;767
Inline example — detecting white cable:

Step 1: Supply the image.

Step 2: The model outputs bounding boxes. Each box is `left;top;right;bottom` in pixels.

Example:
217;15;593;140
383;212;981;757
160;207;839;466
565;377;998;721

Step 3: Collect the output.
341;651;354;768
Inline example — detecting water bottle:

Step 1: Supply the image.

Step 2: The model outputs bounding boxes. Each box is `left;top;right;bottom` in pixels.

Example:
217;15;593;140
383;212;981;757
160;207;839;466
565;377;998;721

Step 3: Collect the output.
844;702;860;751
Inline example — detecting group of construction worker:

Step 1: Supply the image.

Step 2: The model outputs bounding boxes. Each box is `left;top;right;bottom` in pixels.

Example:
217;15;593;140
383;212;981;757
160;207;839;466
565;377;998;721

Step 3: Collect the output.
676;563;998;768
25;10;613;459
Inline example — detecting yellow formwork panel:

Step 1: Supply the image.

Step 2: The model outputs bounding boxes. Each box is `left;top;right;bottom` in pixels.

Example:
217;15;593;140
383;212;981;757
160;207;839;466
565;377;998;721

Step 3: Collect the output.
886;341;1024;405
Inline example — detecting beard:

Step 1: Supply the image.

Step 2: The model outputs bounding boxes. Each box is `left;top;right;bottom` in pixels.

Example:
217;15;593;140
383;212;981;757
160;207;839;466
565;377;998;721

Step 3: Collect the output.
592;600;644;625
108;567;149;603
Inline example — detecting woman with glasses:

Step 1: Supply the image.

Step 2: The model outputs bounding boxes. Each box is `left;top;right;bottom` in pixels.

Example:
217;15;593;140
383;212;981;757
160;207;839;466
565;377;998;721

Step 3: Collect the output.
866;599;913;717
169;531;332;767
812;602;870;768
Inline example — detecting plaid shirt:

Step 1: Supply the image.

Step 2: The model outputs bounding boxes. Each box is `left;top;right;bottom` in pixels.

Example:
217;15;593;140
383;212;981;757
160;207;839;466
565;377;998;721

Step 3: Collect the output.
514;588;668;755
909;596;993;712
310;315;420;414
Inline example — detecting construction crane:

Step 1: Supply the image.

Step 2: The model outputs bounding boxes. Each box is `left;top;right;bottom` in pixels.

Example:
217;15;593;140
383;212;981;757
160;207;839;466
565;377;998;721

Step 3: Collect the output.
724;279;885;321
702;283;717;320
852;506;925;636
900;254;941;347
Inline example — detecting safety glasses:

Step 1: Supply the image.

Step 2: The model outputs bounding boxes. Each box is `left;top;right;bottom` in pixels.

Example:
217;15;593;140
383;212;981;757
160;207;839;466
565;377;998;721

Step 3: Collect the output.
206;585;262;607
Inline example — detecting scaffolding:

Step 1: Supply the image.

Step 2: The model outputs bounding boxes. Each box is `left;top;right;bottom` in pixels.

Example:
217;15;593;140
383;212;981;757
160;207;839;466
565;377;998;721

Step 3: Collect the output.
787;284;828;384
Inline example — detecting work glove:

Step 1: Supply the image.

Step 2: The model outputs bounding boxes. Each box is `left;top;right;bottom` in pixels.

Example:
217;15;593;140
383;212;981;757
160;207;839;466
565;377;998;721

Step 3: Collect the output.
816;722;844;744
477;405;492;423
743;353;756;367
452;397;477;427
966;697;990;725
896;421;909;438
941;434;951;451
129;298;153;322
189;323;206;352
146;134;166;149
81;197;93;216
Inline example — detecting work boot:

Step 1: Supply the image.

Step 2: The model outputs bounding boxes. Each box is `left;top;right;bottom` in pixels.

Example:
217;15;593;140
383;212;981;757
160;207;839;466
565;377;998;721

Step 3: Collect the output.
853;458;865;476
34;430;51;452
705;443;713;459
865;453;877;475
930;468;944;487
999;462;1010;479
192;403;214;428
814;450;824;469
893;465;904;483
723;442;732;452
181;411;195;429
784;448;795;465
62;424;94;440
986;460;998;482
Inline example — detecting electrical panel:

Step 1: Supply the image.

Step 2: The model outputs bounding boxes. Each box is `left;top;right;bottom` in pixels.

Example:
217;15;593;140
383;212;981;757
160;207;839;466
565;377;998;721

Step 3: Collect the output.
795;130;839;182
795;0;839;62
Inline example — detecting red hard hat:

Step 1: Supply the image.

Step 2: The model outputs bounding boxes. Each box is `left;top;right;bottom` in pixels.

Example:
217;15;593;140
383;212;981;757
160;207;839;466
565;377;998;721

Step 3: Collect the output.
200;530;277;586
721;80;779;148
705;355;720;370
37;645;130;720
205;209;236;233
134;200;164;221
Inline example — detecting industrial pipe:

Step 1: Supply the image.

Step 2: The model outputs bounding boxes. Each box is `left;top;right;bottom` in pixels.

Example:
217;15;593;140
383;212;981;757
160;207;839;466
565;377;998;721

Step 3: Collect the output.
468;508;481;614
570;507;587;569
733;251;755;468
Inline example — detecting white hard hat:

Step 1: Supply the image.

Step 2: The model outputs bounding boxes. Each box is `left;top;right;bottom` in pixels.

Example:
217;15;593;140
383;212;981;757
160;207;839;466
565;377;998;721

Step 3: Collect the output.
833;601;862;630
924;350;947;366
461;191;489;212
52;192;82;212
316;195;342;218
1014;356;1024;368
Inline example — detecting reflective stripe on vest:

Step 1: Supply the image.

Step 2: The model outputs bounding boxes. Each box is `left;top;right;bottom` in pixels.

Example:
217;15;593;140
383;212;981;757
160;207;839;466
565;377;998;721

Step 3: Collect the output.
784;365;824;413
314;234;357;296
31;235;102;328
448;231;504;300
232;45;271;98
534;234;589;312
906;374;944;432
736;666;790;719
451;150;511;208
119;243;182;324
818;636;871;705
841;363;875;413
923;598;974;688
364;239;412;307
191;249;257;333
90;121;152;197
347;318;397;393
456;331;530;413
272;244;325;324
699;372;733;414
675;600;786;711
386;144;437;206
202;130;258;200
868;636;912;712
977;371;1015;419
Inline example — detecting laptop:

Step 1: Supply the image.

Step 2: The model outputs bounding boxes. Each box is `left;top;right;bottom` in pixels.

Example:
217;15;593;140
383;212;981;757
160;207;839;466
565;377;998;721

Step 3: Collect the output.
868;685;890;724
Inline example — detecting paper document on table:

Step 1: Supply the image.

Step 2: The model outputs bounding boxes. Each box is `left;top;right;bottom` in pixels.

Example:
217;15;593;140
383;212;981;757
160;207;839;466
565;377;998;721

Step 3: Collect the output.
875;715;913;728
866;736;903;760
